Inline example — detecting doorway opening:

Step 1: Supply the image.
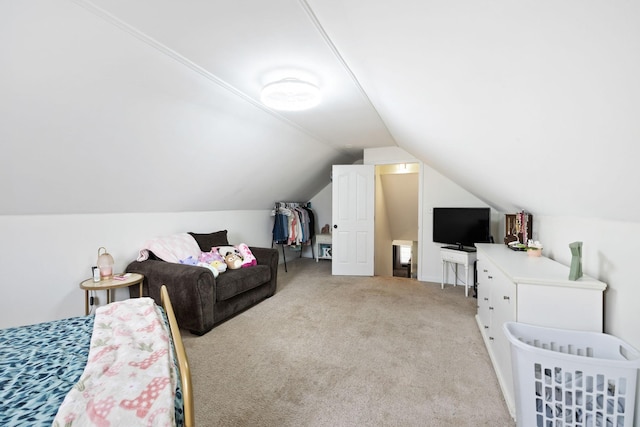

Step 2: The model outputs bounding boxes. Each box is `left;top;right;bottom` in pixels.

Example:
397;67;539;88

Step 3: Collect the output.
374;163;419;278
392;240;416;278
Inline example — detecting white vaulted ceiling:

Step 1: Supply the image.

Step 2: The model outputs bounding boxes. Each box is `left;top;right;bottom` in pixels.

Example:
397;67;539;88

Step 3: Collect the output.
1;0;639;221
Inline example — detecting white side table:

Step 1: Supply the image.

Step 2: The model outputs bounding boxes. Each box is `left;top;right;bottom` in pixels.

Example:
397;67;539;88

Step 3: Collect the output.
315;234;332;262
440;247;477;297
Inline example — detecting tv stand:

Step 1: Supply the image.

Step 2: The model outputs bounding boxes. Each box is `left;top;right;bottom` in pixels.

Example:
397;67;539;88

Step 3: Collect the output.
440;246;477;297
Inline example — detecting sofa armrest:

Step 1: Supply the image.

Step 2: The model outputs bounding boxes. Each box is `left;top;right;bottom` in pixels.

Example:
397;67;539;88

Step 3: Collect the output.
126;259;216;334
249;246;279;296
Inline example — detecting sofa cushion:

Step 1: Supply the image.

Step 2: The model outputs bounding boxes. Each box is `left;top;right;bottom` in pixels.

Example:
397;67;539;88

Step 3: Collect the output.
189;230;229;252
215;265;271;301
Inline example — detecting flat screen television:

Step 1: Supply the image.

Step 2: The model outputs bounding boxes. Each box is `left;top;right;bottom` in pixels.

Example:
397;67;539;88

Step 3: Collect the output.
433;207;491;250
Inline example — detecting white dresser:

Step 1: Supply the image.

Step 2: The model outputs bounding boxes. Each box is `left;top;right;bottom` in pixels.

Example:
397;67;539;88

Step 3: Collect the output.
474;243;607;420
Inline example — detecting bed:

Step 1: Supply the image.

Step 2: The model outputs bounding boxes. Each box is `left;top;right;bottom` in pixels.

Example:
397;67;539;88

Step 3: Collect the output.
0;285;194;427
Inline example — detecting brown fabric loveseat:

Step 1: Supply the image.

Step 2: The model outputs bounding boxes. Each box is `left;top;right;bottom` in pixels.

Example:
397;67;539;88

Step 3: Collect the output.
126;230;278;335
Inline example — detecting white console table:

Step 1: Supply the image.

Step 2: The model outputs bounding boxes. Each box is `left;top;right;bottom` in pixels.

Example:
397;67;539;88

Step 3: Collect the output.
440;246;477;297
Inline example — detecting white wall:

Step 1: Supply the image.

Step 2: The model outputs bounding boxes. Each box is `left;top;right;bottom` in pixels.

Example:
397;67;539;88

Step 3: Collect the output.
309;184;332;234
380;173;419;241
0;210;272;329
363;146;417;165
535;216;640;347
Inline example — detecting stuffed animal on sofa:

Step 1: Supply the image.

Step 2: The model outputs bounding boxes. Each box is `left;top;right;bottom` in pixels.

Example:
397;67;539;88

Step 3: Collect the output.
181;255;220;277
179;256;199;266
197;261;219;278
224;253;242;270
216;246;240;258
216;244;257;268
199;250;227;273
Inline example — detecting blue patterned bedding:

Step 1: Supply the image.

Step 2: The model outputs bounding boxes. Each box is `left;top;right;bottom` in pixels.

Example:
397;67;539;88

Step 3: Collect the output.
0;315;94;426
0;310;185;427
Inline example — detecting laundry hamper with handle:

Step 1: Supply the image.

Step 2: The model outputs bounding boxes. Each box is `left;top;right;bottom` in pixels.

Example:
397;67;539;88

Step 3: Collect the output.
503;322;640;427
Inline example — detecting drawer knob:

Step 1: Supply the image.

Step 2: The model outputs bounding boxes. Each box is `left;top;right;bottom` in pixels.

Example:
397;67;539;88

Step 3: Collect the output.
484;297;489;301
488;275;493;279
484;325;489;329
503;296;510;300
489;306;494;310
489;336;494;341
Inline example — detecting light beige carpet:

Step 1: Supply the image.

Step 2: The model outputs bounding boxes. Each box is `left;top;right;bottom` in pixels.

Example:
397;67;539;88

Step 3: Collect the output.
182;258;514;427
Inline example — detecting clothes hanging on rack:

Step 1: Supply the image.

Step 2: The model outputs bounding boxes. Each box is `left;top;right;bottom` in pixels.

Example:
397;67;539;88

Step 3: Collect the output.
271;202;315;247
271;202;316;273
272;205;290;244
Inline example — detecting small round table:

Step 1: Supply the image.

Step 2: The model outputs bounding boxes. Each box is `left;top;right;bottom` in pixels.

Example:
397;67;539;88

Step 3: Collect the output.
79;273;144;315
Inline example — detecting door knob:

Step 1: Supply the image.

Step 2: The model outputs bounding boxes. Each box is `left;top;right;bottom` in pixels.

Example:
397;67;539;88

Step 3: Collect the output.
333;224;337;229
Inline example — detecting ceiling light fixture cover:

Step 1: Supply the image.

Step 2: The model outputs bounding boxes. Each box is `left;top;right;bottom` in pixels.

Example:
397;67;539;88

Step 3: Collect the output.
260;79;321;111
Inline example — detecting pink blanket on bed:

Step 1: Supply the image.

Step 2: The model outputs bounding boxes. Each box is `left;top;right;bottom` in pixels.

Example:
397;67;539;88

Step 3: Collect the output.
53;298;177;427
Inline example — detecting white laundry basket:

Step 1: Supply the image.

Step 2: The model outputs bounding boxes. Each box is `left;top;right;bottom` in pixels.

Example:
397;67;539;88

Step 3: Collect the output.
503;322;640;427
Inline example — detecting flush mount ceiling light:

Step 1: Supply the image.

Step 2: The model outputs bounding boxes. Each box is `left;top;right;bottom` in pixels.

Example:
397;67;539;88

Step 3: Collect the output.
260;78;321;111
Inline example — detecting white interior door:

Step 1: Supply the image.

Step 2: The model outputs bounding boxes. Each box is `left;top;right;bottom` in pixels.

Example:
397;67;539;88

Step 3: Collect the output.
331;164;375;276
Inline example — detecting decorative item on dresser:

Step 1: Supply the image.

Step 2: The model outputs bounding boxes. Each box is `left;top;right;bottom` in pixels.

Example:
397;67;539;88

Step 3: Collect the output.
568;240;583;280
474;243;607;421
504;212;532;245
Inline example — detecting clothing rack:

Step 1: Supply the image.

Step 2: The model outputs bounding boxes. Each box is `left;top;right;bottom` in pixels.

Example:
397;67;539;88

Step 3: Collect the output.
271;202;316;272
